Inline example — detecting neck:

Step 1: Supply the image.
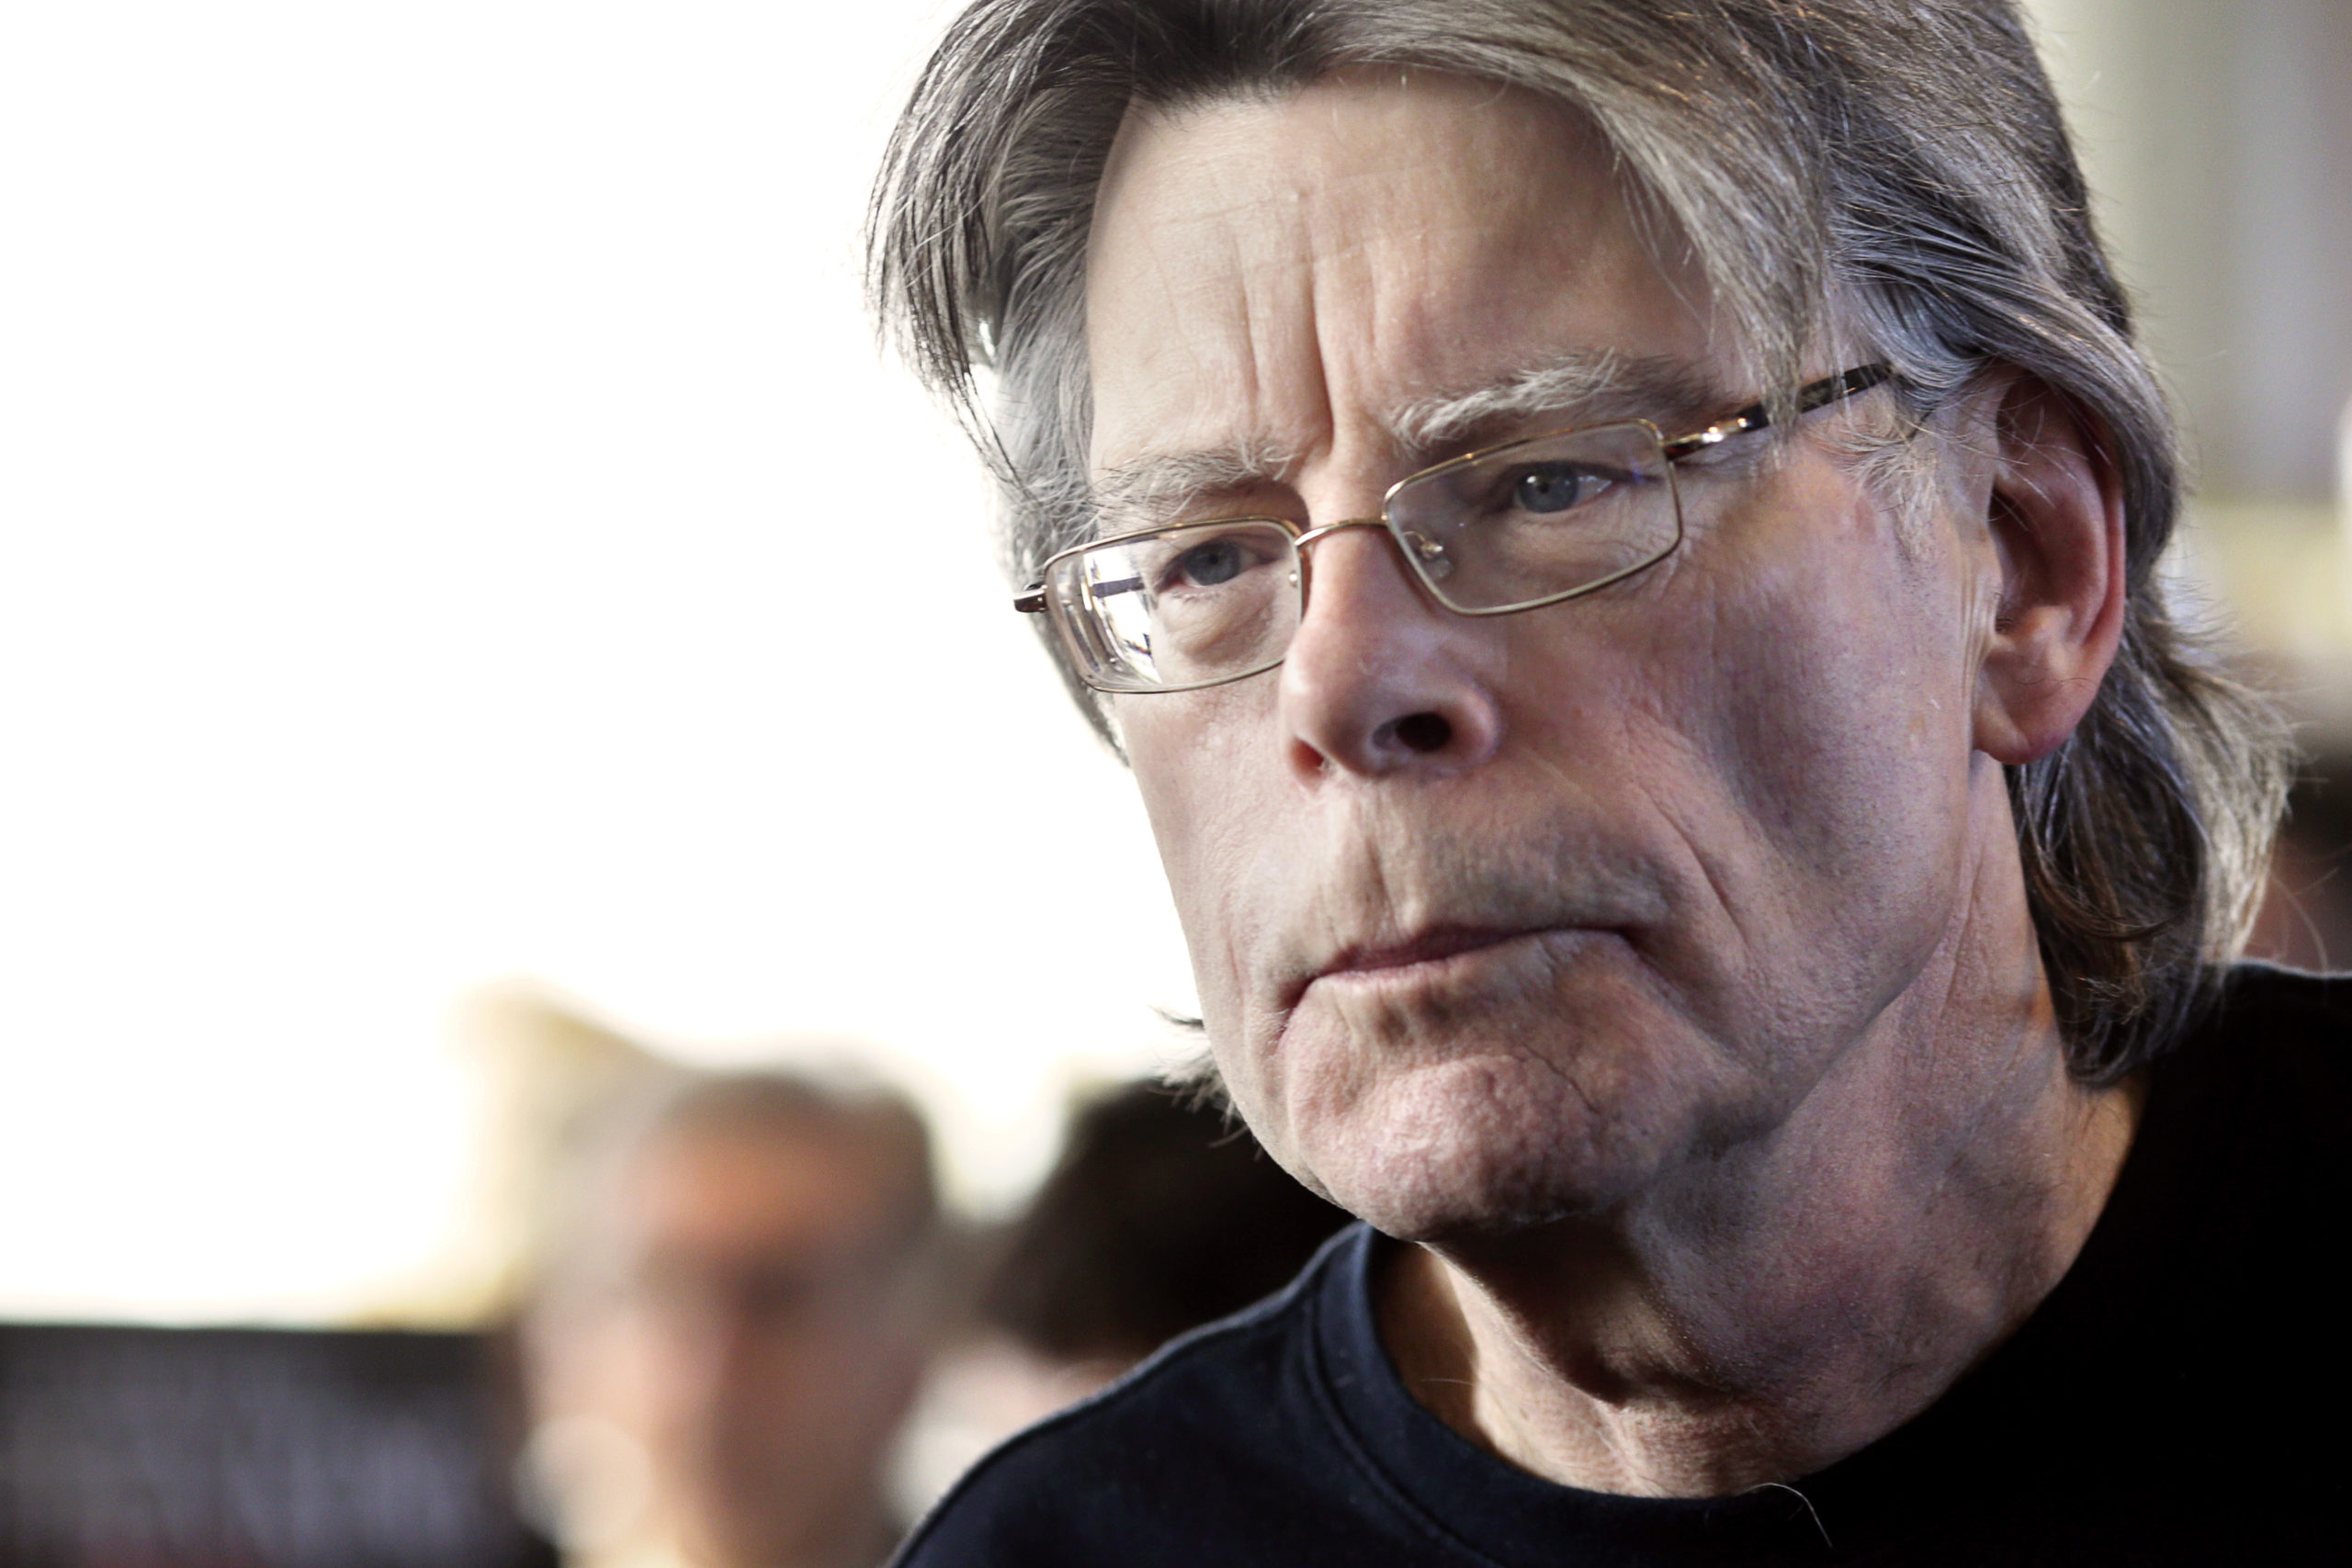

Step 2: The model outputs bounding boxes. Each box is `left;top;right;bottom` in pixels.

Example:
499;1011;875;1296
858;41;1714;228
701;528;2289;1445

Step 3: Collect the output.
1377;816;2144;1497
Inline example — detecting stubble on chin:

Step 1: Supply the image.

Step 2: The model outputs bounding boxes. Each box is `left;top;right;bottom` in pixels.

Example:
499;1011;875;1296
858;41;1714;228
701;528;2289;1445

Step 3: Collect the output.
1237;932;1721;1242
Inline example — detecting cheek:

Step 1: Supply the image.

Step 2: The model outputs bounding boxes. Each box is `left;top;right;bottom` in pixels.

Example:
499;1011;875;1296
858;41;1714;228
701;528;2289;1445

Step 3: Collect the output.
1751;524;1967;807
1119;689;1280;1027
1652;480;1982;947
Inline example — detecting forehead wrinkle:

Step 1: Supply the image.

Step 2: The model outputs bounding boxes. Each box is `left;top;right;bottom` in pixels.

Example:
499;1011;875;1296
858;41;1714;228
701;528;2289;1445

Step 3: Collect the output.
1390;352;1738;457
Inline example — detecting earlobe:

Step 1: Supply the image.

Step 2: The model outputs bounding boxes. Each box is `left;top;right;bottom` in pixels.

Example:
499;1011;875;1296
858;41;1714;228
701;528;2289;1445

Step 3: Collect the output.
1969;374;2129;766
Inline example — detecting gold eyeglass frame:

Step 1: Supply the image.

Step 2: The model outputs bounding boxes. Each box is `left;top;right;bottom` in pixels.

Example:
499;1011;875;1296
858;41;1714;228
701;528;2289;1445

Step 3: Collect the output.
1014;363;1894;694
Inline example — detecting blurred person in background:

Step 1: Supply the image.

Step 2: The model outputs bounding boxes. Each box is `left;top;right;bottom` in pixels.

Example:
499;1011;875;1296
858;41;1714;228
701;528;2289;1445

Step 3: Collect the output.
900;1078;1350;1488
983;1078;1350;1385
519;1068;941;1568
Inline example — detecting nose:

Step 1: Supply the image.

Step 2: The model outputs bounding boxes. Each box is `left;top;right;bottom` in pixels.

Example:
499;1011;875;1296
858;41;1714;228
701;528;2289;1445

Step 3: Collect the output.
1278;523;1504;779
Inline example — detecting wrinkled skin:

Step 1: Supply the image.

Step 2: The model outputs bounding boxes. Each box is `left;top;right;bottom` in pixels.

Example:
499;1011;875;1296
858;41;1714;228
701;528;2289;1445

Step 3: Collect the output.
1084;73;2136;1495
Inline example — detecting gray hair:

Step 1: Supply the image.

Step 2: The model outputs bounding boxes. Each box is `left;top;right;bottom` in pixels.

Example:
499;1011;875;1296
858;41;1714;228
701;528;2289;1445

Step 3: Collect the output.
867;0;2291;1079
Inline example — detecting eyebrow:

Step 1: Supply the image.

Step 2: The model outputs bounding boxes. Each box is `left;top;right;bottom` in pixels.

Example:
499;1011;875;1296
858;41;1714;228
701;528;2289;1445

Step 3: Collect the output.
1391;351;1736;454
1088;351;1737;530
1090;437;1301;534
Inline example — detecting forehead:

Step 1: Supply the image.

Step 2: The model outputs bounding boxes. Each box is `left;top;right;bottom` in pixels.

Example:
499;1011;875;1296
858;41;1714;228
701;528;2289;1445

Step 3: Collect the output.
1082;72;1723;482
625;1122;899;1255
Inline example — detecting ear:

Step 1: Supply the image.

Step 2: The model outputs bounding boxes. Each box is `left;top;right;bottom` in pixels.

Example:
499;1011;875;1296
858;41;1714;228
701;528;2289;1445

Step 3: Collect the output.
1969;372;2130;766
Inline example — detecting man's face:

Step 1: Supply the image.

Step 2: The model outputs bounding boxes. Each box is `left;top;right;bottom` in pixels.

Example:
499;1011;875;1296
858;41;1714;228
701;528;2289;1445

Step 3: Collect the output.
550;1125;924;1566
1084;74;2005;1241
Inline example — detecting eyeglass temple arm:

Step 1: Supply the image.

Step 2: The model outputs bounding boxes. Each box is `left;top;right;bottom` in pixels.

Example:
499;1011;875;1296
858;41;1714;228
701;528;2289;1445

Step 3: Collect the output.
1658;363;1894;460
1014;586;1046;614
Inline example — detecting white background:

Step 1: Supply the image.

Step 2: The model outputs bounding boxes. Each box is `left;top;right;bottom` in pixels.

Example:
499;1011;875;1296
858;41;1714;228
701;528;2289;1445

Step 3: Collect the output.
0;1;1190;1321
0;0;2343;1323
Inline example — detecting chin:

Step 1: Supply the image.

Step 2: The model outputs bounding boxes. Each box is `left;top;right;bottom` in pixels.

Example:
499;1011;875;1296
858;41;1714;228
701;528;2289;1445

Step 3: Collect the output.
1261;1045;1692;1244
1215;936;1757;1242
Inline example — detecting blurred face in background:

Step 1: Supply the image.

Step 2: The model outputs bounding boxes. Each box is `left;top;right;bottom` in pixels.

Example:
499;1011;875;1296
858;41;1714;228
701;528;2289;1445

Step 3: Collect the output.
530;1120;931;1568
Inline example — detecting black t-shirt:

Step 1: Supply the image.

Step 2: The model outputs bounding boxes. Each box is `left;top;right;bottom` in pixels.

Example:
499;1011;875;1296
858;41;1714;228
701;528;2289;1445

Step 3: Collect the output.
899;966;2349;1565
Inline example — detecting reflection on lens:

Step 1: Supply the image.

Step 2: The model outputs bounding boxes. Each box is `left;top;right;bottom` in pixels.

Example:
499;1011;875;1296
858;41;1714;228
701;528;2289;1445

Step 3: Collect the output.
1048;521;1302;693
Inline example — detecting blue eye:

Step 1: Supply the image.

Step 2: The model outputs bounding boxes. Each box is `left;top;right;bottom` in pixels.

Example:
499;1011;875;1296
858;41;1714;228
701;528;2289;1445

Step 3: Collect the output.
1173;539;1248;587
1512;464;1610;513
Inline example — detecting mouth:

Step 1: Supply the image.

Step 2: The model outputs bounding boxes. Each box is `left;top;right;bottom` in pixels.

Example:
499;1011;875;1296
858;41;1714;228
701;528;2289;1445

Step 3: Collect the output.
1295;925;1560;1002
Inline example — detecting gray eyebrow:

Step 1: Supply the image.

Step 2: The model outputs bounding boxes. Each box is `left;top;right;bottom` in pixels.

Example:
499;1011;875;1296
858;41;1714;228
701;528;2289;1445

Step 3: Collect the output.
1089;438;1300;535
1391;352;1734;455
1088;353;1734;530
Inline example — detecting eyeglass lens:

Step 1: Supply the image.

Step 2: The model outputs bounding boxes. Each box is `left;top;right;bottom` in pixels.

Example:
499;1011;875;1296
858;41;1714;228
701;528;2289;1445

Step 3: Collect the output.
1046;520;1305;693
1050;420;1679;694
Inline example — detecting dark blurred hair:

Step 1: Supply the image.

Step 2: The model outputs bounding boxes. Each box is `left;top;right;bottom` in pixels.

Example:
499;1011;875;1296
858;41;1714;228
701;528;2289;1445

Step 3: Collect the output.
986;1082;1348;1364
868;0;2292;1078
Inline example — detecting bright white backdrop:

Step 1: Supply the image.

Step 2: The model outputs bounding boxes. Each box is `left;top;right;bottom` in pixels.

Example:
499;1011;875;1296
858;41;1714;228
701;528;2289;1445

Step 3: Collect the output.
1;1;2341;1324
0;2;1191;1321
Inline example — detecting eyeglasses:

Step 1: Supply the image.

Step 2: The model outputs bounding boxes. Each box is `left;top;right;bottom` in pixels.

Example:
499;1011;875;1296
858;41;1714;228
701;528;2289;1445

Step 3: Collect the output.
1014;365;1893;694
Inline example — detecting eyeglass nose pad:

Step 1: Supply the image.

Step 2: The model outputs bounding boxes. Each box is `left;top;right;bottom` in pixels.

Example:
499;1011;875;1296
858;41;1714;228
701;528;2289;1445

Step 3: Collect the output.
1401;529;1455;581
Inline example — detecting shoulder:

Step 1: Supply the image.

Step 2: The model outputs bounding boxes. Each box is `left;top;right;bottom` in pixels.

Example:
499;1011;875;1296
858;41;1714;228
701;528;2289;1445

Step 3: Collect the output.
2168;963;2352;1111
2136;964;2352;1312
892;1226;1408;1568
2204;960;2352;1029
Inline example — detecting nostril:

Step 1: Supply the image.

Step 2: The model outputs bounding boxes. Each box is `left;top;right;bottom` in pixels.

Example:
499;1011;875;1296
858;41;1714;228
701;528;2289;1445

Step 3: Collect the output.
1387;712;1453;753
